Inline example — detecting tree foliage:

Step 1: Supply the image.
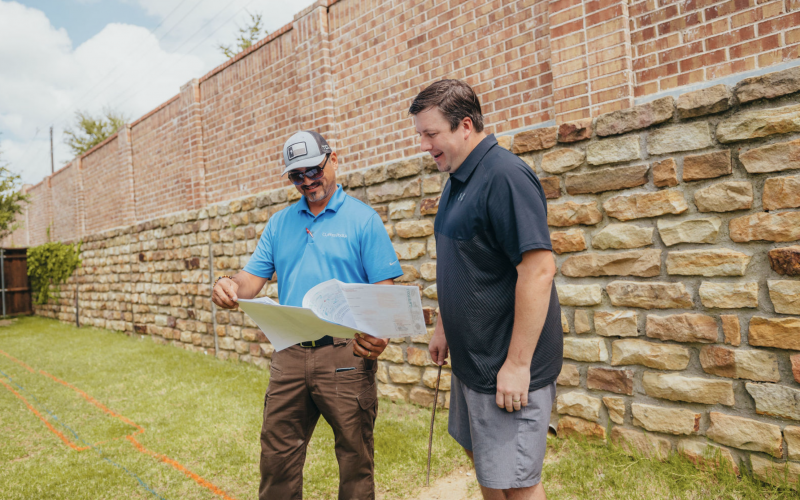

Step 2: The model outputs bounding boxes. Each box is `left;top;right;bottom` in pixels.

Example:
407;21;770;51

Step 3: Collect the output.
218;12;266;59
63;108;128;157
27;241;82;305
0;139;29;241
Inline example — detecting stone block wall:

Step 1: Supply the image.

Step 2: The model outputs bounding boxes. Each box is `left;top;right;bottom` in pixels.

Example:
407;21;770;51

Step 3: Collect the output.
33;64;800;482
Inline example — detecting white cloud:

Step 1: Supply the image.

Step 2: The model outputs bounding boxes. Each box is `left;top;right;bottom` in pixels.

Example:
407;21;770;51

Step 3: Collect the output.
1;0;315;186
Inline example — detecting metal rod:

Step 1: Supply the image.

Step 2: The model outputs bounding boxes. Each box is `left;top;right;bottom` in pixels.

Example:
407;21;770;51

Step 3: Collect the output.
75;280;80;327
1;249;5;317
426;364;442;487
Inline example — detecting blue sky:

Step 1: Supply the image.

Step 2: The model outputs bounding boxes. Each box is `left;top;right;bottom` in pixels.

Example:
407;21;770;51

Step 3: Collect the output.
1;0;316;186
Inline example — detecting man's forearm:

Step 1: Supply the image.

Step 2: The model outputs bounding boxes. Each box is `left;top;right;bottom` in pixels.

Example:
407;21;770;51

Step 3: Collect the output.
505;257;555;369
229;271;267;300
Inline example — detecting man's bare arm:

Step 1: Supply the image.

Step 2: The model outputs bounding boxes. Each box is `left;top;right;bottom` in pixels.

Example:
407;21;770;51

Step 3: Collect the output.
211;271;269;309
495;249;557;412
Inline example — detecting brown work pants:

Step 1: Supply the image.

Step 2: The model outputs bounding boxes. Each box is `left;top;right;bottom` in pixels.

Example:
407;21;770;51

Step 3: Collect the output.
259;339;378;500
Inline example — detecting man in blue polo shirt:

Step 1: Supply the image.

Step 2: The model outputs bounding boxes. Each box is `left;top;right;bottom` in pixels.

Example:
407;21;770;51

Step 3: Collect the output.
211;130;402;500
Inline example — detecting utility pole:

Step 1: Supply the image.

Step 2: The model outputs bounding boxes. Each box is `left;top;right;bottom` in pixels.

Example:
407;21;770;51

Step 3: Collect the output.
50;126;54;174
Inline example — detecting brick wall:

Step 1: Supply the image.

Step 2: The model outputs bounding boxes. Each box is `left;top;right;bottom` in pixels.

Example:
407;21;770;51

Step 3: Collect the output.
10;0;800;246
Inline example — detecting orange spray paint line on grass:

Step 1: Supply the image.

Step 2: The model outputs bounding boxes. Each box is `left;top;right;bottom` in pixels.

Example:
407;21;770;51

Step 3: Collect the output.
0;348;238;500
0;378;89;451
127;436;238;500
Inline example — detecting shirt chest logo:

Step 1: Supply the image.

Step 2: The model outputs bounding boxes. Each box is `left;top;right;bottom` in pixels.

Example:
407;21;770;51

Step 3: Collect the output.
458;192;466;201
321;232;348;238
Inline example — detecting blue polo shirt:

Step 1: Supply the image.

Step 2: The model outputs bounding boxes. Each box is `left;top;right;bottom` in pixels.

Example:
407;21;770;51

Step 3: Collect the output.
244;185;402;307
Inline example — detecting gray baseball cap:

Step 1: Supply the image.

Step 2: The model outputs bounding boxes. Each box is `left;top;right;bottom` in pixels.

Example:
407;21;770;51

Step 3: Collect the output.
281;131;332;175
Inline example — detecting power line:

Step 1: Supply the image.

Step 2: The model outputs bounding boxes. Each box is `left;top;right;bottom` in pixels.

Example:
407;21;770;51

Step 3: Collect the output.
106;0;261;110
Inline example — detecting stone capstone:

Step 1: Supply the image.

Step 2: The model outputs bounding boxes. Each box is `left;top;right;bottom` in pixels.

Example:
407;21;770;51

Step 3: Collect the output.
666;248;751;276
699;282;759;309
657;217;721;246
676;84;732;118
594;310;639;337
763;175;800;211
386;159;422;179
734;65;800;103
730;211;800;242
739;138;800;174
394;219;434;238
700;346;780;382
595;96;674;137
746;383;800;421
547;201;603;227
646;313;718;343
563;337;609;362
606;281;692;309
717;103;800;143
769;246;800;275
682;150;732;181
632;403;700;435
512;127;558;154
557;364;580;387
694;181;753;212
556;391;602;421
604;190;688;221
558;119;593;142
603;396;626;424
652;158;679;187
551;229;587;254
611;339;690;370
611;427;672;461
366;178;421;203
587;367;633;395
707;412;783;457
648;122;713;155
592;223;654;249
749;316;800;350
561;249;662;277
587;135;641;165
496;135;513;150
557;284;603;306
541;148;585;173
643;372;734;406
768;280;800;314
565;165;649;195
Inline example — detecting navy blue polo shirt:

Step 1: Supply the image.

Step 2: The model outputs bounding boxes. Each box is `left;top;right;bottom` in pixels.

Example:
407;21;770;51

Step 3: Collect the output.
244;185;402;307
435;134;563;394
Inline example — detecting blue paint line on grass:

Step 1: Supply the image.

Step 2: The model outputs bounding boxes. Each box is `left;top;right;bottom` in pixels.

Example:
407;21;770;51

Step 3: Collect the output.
0;367;168;500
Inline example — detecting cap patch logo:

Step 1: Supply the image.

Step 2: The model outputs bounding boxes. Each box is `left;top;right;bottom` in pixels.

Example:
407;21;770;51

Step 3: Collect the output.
287;142;307;161
321;144;331;153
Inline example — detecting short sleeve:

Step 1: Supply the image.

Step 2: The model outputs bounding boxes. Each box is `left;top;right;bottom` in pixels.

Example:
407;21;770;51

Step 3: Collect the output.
243;219;276;278
486;163;552;266
360;212;403;283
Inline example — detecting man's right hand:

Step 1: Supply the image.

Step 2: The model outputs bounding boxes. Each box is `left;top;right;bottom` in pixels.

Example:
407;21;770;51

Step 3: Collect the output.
429;319;449;366
213;277;240;309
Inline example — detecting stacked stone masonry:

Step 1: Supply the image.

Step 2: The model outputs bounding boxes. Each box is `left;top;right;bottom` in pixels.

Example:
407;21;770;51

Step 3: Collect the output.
9;3;800;484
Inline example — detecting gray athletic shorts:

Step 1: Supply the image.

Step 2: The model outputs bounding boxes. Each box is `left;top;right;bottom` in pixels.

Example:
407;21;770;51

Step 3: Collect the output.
448;375;556;490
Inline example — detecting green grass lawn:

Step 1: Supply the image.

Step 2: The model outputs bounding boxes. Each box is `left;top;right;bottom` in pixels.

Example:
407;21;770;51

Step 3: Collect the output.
0;316;466;500
1;316;794;500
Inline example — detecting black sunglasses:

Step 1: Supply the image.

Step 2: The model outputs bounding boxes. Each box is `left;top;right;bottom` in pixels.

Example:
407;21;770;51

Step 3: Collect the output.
288;154;330;185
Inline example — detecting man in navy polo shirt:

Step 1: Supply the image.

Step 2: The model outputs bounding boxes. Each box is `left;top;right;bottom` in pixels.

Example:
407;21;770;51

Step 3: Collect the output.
212;130;402;500
410;80;563;500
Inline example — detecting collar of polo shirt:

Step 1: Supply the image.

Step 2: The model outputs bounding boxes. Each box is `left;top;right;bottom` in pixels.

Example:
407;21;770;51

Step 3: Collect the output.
297;184;346;216
450;134;497;183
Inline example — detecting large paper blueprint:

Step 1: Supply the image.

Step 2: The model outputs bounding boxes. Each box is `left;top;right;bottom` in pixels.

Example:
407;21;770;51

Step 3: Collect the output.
237;280;426;352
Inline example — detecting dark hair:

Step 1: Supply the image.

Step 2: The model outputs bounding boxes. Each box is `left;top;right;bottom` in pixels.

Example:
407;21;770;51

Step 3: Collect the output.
408;79;484;133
